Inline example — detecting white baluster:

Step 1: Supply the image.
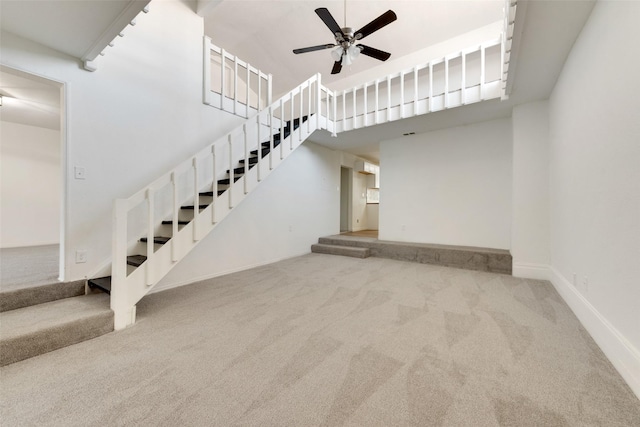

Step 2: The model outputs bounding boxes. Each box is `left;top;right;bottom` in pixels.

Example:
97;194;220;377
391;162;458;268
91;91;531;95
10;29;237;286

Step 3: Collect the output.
352;87;357;129
461;52;467;105
233;56;238;115
386;76;391;122
400;72;405;118
307;81;312;133
280;98;285;160
413;66;419;116
192;157;199;241
428;62;433;113
481;44;486;100
269;106;274;170
246;62;251;117
375;80;379;124
290;93;294;150
257;114;262;182
257;74;262;111
363;82;368;127
220;48;226;110
203;37;212;105
146;188;154;286
299;86;304;142
243;124;248;194
228;134;233;208
171;172;178;261
211;145;217;224
444;58;449;109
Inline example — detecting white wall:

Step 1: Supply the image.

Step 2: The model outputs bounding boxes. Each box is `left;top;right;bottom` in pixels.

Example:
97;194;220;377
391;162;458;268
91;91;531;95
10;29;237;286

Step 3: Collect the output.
379;117;512;249
547;1;640;397
0;121;60;247
156;141;340;291
0;1;247;280
511;100;550;278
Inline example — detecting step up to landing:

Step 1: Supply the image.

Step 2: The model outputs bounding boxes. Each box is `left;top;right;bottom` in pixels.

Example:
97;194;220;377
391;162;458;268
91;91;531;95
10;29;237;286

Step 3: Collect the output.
0;293;113;366
311;243;370;259
0;280;86;313
313;235;512;274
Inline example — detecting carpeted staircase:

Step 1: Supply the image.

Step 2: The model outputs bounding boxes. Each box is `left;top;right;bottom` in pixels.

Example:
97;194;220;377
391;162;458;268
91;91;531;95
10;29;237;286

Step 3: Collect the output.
88;116;309;295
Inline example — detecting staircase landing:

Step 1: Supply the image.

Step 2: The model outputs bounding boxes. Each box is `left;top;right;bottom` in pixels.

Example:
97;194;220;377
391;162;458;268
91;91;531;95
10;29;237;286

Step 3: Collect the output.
312;233;512;274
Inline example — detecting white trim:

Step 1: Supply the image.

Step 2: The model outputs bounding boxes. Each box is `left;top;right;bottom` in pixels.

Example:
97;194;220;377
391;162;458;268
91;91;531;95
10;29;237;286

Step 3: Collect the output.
149;250;311;294
548;266;640;400
512;262;549;280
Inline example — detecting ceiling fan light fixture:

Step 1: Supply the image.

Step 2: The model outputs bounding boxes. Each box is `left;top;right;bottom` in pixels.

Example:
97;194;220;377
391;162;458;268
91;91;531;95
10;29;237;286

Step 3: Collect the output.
342;51;353;66
347;44;360;60
331;47;343;62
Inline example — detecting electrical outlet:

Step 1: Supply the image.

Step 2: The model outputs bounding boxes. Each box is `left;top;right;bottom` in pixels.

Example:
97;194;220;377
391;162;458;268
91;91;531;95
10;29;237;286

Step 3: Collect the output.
74;166;86;180
75;250;87;263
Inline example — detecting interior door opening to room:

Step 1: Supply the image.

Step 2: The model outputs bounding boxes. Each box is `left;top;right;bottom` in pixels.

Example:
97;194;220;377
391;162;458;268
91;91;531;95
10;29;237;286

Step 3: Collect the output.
0;65;66;284
340;167;352;232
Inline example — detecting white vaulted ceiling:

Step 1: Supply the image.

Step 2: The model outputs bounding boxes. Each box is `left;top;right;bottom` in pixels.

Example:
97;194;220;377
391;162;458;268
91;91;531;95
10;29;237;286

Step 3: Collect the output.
202;0;505;96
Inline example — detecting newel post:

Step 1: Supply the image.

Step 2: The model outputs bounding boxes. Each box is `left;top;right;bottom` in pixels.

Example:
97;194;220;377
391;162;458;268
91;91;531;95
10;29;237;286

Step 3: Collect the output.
111;199;135;330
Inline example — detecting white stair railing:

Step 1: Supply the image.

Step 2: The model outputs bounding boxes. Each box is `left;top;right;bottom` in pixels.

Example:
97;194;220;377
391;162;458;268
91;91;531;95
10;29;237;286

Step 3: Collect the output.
327;36;504;134
203;37;273;118
111;73;324;330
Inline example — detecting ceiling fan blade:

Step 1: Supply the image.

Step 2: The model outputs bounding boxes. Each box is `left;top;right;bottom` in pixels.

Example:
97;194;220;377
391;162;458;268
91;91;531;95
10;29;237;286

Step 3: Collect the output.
354;10;397;40
315;8;344;38
331;61;342;75
293;44;336;54
358;45;391;61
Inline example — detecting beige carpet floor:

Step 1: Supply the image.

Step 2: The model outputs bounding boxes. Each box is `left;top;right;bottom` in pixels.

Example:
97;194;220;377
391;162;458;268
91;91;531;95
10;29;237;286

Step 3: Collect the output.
1;245;59;291
1;254;638;426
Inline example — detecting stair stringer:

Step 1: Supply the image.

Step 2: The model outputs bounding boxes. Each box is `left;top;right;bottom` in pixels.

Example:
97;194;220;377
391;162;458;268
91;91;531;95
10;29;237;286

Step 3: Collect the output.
110;75;325;330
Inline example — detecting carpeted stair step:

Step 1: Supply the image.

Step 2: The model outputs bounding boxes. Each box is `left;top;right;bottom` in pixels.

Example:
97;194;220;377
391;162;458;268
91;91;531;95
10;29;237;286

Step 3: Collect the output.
88;276;111;294
0;293;113;366
140;236;170;245
0;280;86;313
311;243;370;259
127;255;147;267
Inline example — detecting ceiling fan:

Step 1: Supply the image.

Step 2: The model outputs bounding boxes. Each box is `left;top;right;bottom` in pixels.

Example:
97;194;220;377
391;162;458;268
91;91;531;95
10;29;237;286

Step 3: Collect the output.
292;6;397;75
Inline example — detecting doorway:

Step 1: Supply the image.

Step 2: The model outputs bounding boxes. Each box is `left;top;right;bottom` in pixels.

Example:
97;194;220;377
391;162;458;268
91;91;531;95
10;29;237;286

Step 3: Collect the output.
340;167;352;232
0;65;66;286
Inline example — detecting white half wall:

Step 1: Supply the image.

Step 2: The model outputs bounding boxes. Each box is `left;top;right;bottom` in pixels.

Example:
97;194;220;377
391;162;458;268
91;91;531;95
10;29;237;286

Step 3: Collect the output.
0;121;60;248
155;141;340;291
511;100;550;279
548;1;640;398
379;117;512;249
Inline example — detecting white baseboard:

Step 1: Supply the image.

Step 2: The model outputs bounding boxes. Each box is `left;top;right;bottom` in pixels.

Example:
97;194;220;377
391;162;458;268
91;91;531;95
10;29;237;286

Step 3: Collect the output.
149;250;311;295
548;266;640;400
512;262;550;280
